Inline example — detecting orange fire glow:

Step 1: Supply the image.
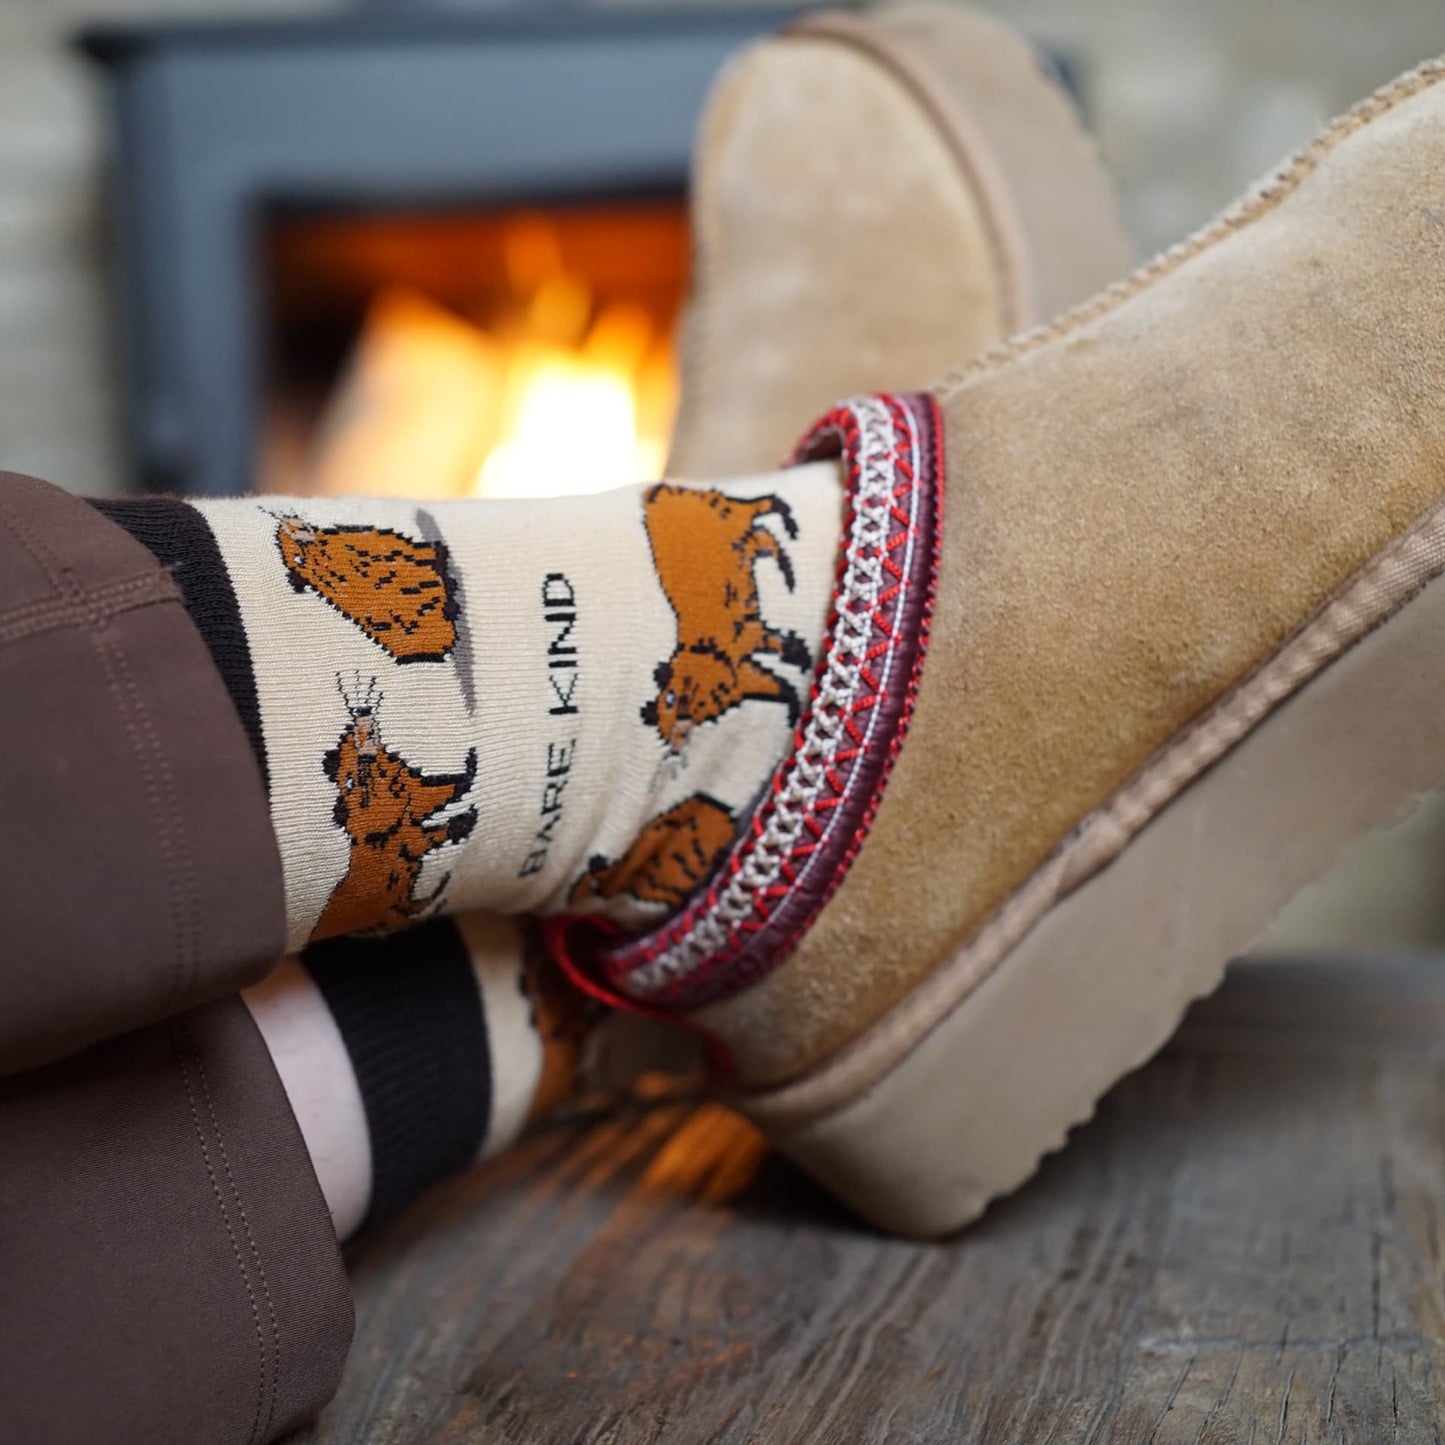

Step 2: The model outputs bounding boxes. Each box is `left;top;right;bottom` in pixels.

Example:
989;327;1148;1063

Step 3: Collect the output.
299;214;678;501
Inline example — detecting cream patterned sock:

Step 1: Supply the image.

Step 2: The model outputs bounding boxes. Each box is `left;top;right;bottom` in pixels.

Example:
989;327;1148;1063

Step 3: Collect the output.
176;464;842;949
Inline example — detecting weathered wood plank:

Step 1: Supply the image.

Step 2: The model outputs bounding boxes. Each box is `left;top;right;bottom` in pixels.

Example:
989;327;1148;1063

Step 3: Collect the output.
292;958;1445;1444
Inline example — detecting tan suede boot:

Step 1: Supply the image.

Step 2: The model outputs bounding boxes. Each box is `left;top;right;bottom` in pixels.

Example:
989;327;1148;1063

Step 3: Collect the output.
666;2;1131;479
551;56;1445;1237
293;2;1132;1131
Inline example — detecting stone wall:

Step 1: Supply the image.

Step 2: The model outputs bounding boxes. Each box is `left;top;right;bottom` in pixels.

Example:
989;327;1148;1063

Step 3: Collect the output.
0;0;327;493
1003;0;1444;259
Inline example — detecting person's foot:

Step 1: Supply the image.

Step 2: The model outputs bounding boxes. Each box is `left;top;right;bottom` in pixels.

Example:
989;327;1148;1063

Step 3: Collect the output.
553;55;1445;1237
667;2;1130;479
533;0;1132;1127
178;4;1136;1234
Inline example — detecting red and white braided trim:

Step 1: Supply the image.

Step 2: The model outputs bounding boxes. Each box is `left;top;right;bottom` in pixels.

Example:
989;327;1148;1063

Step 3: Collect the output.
549;392;943;1019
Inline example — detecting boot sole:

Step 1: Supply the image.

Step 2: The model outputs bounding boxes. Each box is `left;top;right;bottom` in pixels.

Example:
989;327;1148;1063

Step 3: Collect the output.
667;3;1130;478
738;495;1445;1237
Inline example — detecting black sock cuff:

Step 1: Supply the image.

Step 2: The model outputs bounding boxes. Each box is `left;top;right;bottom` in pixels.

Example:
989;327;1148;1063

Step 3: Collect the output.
303;919;493;1230
91;497;269;790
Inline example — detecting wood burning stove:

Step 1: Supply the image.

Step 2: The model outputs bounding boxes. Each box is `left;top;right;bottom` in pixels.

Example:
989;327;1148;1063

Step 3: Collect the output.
80;5;809;499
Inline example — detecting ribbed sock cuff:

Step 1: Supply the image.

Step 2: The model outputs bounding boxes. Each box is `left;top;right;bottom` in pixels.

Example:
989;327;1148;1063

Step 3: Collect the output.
303;919;492;1229
91;497;269;789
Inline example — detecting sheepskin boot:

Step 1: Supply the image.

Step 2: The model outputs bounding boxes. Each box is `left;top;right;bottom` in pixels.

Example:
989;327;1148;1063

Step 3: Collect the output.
552;56;1445;1236
667;2;1130;479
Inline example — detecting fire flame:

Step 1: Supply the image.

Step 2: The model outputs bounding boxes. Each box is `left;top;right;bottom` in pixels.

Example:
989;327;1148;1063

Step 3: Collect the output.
302;214;677;501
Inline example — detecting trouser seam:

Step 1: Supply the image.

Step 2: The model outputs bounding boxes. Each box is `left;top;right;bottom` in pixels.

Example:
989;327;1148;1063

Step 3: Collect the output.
0;570;177;644
170;1018;276;1445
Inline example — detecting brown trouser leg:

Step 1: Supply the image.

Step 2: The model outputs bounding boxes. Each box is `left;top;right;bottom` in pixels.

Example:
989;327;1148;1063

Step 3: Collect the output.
0;1001;353;1445
0;474;352;1441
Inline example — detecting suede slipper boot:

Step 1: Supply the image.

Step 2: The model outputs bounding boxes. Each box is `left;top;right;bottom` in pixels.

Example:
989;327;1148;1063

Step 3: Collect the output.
301;3;1130;1132
552;56;1445;1237
666;2;1131;480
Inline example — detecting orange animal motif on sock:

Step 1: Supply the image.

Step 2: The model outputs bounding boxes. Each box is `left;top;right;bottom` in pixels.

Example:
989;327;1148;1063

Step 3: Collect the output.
310;697;477;943
640;484;811;751
276;515;458;663
569;793;736;911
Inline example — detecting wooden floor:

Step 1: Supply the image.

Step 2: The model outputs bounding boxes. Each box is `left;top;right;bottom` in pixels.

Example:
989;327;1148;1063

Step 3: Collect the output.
292;957;1445;1444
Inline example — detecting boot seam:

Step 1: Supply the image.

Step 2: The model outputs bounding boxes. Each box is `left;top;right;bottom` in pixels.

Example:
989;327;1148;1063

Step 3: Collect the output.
933;56;1445;397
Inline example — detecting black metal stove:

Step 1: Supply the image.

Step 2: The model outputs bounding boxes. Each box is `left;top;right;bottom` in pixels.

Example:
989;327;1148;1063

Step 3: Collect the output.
80;5;811;498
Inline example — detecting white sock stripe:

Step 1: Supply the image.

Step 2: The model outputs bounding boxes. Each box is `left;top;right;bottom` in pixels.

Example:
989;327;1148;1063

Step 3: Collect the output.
458;914;543;1159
